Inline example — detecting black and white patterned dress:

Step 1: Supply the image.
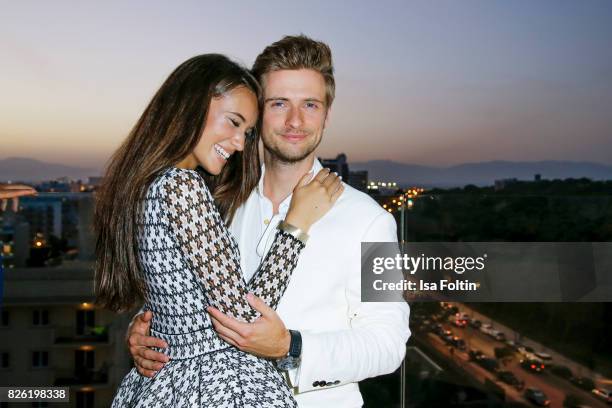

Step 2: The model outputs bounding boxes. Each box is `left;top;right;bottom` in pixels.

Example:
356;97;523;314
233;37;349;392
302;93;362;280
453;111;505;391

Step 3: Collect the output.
112;167;302;407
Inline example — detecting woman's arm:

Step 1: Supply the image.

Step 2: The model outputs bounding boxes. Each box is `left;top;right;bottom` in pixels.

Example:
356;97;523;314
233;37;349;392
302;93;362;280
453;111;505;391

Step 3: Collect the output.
162;169;303;323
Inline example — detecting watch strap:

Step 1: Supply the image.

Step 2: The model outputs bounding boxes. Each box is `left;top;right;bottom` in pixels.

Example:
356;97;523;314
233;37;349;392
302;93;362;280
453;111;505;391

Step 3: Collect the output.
288;329;302;358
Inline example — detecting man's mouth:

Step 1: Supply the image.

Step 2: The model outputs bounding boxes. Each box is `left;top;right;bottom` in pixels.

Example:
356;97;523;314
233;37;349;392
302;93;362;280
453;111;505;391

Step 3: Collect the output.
214;144;231;160
281;133;308;143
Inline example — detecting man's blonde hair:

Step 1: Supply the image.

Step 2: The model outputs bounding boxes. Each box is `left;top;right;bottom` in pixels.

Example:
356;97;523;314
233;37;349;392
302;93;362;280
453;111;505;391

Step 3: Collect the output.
252;35;335;107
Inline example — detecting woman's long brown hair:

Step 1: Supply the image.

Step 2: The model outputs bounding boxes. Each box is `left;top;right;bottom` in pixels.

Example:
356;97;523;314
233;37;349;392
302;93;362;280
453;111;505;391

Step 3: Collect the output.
94;54;261;312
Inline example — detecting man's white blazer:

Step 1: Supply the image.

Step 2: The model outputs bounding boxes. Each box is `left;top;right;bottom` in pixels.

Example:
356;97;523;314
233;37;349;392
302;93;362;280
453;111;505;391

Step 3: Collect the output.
230;165;411;408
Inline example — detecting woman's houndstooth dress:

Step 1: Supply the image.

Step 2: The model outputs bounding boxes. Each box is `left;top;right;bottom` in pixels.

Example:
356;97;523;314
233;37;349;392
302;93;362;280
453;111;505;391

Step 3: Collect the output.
111;168;302;407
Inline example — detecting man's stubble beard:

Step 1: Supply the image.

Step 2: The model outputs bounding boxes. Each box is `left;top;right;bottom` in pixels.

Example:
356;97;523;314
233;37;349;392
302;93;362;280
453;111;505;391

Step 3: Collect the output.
262;131;323;164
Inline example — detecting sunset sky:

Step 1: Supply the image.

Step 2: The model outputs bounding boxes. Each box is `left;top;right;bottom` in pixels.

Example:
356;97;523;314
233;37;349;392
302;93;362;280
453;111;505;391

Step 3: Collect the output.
1;1;611;170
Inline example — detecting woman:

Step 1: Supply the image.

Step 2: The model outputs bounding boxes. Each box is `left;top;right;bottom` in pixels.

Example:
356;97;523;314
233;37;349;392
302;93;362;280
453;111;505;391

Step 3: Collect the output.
94;54;342;407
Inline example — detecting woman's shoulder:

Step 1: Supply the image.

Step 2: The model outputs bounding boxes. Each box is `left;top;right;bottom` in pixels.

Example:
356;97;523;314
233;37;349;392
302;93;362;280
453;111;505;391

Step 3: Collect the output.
149;167;208;195
148;167;211;200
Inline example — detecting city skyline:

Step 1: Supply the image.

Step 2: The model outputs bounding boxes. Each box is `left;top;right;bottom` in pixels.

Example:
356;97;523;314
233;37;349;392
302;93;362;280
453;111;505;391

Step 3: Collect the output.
2;1;612;168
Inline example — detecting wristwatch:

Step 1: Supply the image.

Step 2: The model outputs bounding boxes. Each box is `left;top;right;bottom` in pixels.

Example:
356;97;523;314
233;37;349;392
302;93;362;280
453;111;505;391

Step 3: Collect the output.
277;330;302;370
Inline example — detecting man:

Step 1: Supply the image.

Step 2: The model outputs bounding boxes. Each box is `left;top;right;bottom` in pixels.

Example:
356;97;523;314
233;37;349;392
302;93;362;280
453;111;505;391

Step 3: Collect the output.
127;35;410;407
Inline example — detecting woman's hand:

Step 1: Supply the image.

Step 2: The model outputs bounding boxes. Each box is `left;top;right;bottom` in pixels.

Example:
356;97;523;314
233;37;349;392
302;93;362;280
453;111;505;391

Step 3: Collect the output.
0;184;37;212
284;168;343;233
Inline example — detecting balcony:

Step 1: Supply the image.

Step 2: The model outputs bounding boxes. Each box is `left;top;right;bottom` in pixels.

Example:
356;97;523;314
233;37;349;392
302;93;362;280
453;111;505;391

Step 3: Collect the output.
53;325;111;346
54;367;110;387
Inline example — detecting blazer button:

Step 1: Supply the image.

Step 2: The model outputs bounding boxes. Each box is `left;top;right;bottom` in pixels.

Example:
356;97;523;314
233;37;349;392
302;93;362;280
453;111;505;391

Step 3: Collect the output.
334;380;340;385
320;381;328;386
312;381;320;387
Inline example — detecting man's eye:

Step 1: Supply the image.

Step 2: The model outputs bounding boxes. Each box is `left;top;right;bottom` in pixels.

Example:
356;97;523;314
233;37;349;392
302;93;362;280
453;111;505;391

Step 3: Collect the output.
271;101;285;108
305;102;318;109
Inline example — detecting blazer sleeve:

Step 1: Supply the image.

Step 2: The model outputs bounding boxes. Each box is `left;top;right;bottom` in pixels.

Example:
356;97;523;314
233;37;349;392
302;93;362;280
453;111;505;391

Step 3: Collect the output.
287;211;411;393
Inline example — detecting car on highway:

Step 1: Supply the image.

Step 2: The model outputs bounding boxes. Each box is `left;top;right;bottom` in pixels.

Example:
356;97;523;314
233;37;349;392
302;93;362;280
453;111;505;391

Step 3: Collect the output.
431;323;445;336
534;352;552;361
468;349;485;361
496;370;525;390
476;356;500;372
524;387;550;406
456;312;470;320
449;336;466;350
570;376;596;392
488;329;506;341
520;358;546;373
517;345;535;357
469;318;482;329
505;340;519;350
452;318;467;328
440;302;459;315
592;387;612;404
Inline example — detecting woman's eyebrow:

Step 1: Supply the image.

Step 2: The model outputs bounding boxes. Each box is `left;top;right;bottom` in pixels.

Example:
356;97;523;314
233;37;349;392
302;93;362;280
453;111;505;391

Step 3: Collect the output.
227;111;246;121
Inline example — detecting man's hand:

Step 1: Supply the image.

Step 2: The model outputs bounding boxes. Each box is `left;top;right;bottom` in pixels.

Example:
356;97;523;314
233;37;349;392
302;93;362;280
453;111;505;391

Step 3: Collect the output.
126;310;169;377
207;294;291;359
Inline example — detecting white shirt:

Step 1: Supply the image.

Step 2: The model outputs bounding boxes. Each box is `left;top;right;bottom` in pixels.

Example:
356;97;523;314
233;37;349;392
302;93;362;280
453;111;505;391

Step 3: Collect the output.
239;160;317;282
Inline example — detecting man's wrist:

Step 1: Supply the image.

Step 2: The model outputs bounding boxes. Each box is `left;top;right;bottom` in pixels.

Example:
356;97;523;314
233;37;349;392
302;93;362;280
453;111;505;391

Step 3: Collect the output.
276;330;302;370
280;329;291;357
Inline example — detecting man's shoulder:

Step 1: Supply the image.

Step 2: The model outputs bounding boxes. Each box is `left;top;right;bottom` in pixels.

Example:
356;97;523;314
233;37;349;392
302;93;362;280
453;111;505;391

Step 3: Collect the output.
337;183;388;218
329;183;394;233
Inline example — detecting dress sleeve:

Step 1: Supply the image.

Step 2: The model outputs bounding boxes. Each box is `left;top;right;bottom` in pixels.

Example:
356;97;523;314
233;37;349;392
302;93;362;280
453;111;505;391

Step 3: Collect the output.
161;169;305;323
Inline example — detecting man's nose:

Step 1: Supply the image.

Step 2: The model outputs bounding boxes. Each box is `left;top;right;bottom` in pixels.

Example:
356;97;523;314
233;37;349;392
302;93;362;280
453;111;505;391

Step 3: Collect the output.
286;107;303;129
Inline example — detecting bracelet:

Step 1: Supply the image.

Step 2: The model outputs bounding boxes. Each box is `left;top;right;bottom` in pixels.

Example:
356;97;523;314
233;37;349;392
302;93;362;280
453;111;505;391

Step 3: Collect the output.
278;221;309;244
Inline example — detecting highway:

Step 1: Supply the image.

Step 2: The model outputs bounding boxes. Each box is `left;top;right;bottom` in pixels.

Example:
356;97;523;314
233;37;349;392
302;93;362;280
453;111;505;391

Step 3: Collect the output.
413;303;610;408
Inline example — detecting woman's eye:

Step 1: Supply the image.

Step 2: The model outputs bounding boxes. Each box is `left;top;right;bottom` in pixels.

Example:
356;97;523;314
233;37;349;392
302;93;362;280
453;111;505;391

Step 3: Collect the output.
229;118;240;127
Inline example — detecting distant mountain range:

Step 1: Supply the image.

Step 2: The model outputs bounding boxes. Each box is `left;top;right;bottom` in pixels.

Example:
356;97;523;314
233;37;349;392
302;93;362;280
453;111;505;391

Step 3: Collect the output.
0;157;99;182
2;157;612;187
351;160;612;187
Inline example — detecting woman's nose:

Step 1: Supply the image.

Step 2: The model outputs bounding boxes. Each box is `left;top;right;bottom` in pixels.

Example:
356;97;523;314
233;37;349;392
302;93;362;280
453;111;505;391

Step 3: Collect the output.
231;132;245;151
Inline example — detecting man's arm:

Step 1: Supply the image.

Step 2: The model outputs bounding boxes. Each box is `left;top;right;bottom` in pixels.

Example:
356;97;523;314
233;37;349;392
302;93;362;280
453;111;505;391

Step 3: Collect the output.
287;211;410;392
126;310;169;377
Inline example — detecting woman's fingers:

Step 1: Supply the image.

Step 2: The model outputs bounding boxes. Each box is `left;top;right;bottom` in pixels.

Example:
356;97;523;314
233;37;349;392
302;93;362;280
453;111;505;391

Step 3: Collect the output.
312;168;331;184
324;173;341;190
330;183;344;203
296;171;314;187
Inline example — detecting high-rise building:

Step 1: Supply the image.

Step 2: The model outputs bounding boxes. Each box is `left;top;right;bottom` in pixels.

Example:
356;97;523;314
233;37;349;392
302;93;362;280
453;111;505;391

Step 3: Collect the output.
348;170;368;192
0;261;132;408
320;153;349;180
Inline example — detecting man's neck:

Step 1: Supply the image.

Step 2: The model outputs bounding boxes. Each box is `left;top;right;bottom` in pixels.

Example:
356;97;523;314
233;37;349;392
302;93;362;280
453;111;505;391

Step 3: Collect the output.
263;154;315;214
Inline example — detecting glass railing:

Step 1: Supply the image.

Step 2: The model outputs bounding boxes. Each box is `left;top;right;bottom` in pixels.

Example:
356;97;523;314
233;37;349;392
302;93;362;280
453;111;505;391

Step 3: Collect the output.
361;191;612;408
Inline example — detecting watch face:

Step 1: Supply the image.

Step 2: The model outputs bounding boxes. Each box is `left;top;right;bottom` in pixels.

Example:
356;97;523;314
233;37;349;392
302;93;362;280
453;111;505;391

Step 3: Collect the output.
277;356;300;371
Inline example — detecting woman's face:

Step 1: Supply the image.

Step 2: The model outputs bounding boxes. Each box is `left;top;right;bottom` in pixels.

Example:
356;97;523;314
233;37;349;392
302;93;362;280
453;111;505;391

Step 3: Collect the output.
190;86;258;175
